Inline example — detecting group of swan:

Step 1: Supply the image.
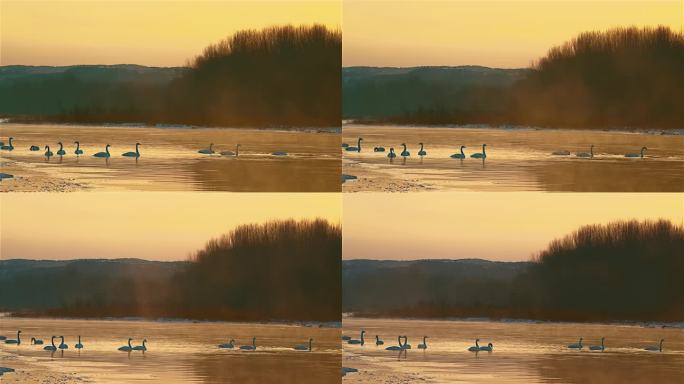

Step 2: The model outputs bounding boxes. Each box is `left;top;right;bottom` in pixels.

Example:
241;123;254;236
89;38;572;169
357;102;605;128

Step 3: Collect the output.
0;137;142;158
344;331;429;351
198;143;287;157
553;145;648;158
118;338;147;352
1;332;84;351
468;339;494;352
567;337;664;352
217;336;313;352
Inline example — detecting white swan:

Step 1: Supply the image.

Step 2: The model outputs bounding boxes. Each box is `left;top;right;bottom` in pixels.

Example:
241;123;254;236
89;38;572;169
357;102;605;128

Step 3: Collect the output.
240;337;257;351
348;330;365;345
74;141;83;155
644;339;664;352
31;337;44;345
118;338;133;351
387;148;397;158
345;138;363;152
468;339;480;352
4;331;21;344
0;137;14;150
418;143;427;156
122;143;141;157
0;173;13;181
44;336;57;351
552;150;571;156
417;336;428;349
625;146;647;158
294;338;313;351
56;142;66;156
218;339;236;349
75;336;83;349
401;336;411;349
198;143;214;154
375;335;384;346
589;337;605;351
374;146;385;152
470;144;487;159
567;337;583;349
30;145;40;151
451;146;466;159
479;343;493;352
400;143;410;157
221;144;241;157
93;144;111;158
341;335;352;341
132;339;147;351
576;145;594;158
44;146;53;157
385;336;404;351
58;336;68;349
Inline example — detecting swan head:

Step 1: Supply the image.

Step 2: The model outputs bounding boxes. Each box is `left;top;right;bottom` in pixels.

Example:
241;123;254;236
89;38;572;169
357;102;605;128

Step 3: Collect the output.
136;142;141;146
389;147;394;152
461;145;466;149
419;142;424;146
488;343;493;348
105;144;111;149
483;144;487;147
230;339;235;343
58;141;63;145
361;330;366;335
45;145;49;150
74;141;79;145
309;338;314;342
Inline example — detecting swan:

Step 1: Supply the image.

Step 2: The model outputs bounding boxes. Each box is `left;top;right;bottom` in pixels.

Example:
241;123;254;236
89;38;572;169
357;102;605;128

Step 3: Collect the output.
93;144;111;158
118;338;133;351
401;336;411;349
74;141;83;155
567;337;583;349
122;143;141;157
218;339;235;349
58;336;68;349
348;330;365;345
56;142;66;156
375;335;384;346
221;144;241;157
341;143;349;148
198;143;214;154
341;367;358;376
479;343;494;352
450;146;466;159
576;145;594;158
30;145;40;151
0;137;14;150
0;173;13;181
552;150;571;155
44;146;53;157
385;336;404;351
625;146;647;158
470;144;487;159
387;148;397;158
400;143;410;157
644;339;664;352
239;337;257;351
589;337;605;351
417;336;428;349
345;138;363;152
271;151;288;156
75;336;83;349
418;143;427;156
44;336;57;351
4;331;20;344
132;339;147;351
341;335;352;341
294;338;313;351
468;339;480;352
30;337;44;345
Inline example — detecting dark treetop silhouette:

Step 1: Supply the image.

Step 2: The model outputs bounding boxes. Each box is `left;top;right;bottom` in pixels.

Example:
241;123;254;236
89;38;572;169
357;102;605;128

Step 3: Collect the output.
344;26;684;129
0;24;341;128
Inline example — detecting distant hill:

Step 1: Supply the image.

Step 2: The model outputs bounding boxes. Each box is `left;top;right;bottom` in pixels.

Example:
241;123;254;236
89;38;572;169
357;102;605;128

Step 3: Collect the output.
343;259;530;314
343;66;527;119
0;258;187;312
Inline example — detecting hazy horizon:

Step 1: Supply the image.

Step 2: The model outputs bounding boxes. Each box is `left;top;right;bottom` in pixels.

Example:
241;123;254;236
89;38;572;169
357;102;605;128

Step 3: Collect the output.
1;0;341;67
343;193;683;262
343;0;682;68
1;193;341;261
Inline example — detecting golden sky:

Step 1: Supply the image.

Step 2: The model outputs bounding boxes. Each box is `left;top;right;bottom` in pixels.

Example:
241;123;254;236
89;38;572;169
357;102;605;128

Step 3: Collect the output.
343;193;683;261
0;192;341;261
343;0;683;68
0;0;341;66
